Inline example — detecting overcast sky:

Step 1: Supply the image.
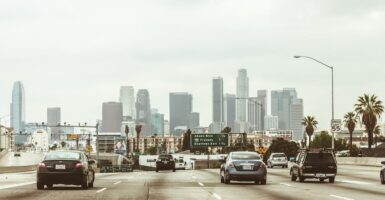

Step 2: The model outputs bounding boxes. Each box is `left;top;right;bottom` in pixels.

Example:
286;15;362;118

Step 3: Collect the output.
1;0;385;130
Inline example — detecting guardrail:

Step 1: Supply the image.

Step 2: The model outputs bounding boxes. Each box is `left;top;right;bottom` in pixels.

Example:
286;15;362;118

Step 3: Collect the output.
99;164;133;173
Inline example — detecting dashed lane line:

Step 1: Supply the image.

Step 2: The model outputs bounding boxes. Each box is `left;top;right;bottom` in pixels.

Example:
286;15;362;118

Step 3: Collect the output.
338;180;372;185
96;188;107;193
113;181;122;185
198;182;204;187
330;194;355;200
213;193;222;200
279;183;292;187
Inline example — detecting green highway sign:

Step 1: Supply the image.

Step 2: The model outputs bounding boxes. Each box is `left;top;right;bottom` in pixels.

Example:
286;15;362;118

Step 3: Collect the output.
191;134;229;147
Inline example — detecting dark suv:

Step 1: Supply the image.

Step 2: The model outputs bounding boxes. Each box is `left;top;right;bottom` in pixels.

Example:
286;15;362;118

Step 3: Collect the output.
156;154;175;172
290;149;337;183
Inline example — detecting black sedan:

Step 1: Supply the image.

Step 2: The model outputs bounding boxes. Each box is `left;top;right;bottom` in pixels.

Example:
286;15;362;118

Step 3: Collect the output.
220;151;267;185
381;161;385;184
36;151;96;190
156;154;175;172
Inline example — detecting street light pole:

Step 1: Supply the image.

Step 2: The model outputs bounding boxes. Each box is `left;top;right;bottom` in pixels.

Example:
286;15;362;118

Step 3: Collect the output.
294;55;335;150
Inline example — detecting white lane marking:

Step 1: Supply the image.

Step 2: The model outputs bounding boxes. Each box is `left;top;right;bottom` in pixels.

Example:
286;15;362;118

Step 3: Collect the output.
330;194;355;200
279;183;292;187
113;181;122;185
96;188;107;193
213;193;222;200
338;180;371;185
0;181;36;190
198;182;204;187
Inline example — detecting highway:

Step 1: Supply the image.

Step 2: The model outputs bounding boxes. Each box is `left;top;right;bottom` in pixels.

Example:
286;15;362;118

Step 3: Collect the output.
0;165;384;200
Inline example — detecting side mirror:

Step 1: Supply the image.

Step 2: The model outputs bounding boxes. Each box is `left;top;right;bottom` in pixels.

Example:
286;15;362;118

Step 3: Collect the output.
88;159;96;165
381;161;385;165
289;157;296;162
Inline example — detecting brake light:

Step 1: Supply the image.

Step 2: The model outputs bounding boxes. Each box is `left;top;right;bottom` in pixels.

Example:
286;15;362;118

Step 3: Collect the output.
38;162;46;168
259;163;266;168
228;163;235;168
75;163;85;168
328;166;335;169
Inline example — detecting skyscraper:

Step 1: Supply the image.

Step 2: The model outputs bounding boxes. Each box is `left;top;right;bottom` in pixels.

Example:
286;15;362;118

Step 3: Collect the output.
169;92;192;135
257;90;267;130
136;89;152;136
212;77;224;123
224;94;236;130
248;97;262;132
271;88;304;140
47;107;61;141
101;102;123;133
264;115;279;130
10;81;26;144
151;109;164;136
119;86;136;120
236;69;249;121
188;112;200;129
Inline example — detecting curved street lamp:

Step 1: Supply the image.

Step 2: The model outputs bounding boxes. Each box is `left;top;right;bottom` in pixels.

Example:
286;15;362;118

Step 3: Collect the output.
294;55;335;150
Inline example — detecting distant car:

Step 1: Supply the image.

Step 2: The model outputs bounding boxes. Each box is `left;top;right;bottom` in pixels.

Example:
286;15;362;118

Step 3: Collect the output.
36;150;96;190
220;151;267;185
14;152;21;157
380;161;385;184
267;153;288;168
335;150;350;157
174;156;186;170
156;154;175;172
290;149;337;183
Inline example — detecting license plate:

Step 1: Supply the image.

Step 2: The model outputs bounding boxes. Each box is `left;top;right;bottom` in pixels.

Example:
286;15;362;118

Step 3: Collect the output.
316;173;326;177
243;165;252;170
163;161;168;164
55;164;66;170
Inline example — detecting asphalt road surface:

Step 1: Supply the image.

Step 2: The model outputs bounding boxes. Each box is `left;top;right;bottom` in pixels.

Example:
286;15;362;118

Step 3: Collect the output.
0;165;384;200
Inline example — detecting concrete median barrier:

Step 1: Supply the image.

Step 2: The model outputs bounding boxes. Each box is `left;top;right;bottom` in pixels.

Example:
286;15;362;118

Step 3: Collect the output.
337;157;385;167
0;165;37;173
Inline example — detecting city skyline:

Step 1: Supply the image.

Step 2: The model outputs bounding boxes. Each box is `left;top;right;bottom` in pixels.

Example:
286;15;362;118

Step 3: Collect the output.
1;1;385;130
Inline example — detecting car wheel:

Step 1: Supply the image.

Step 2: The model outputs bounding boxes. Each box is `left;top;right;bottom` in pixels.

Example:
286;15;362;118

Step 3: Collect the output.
260;178;267;185
299;176;305;182
224;172;230;184
46;184;53;189
81;175;89;189
37;182;44;190
329;177;335;183
173;168;176;172
156;168;159;172
88;173;95;188
290;171;297;182
319;178;325;182
254;180;260;185
381;173;385;184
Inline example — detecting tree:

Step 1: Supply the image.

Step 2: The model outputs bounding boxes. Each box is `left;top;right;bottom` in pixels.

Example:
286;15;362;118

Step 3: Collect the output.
264;138;299;163
311;132;348;151
135;125;142;152
354;94;384;149
374;125;381;148
302;116;318;147
182;129;191;151
343;112;357;153
145;146;157;155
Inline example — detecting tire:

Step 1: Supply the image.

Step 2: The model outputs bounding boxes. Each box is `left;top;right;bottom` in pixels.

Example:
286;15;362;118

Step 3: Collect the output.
319;178;325;182
46;184;53;189
329;177;335;183
88;174;94;188
156;168;159;172
254;180;260;185
381;173;385;184
299;176;305;183
37;182;44;190
224;172;230;184
260;178;267;185
81;175;88;190
173;168;176;172
291;171;297;182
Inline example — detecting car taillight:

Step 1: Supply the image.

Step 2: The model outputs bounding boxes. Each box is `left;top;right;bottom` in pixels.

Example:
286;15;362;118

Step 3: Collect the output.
303;166;313;169
228;163;235;168
260;163;266;168
38;162;46;168
328;166;335;169
75;163;84;168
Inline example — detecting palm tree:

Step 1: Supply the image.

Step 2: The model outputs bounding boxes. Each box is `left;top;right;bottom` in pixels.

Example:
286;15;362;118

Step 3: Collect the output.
302;116;318;147
343;112;357;153
374;125;381;148
354;94;384;149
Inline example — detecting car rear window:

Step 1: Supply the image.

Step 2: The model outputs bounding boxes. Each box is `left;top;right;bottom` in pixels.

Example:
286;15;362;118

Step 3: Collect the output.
45;151;81;160
305;153;335;164
159;155;173;159
231;153;261;160
272;154;286;158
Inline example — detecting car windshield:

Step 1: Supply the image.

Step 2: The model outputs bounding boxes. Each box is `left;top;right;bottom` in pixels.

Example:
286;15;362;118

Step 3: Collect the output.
305;153;335;164
231;153;261;160
272;154;286;158
45;151;81;160
159;155;173;159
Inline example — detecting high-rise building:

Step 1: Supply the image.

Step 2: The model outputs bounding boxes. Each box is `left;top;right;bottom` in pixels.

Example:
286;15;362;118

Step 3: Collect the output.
169;92;192;135
163;120;170;136
101;102;123;133
236;69;249;122
151;109;164;136
264;115;279;130
188;112;200;129
136;89;152;136
257;90;268;130
248;97;262;132
212;77;224;123
119;86;136;120
10;81;26;144
271;88;304;140
47;107;61;141
224;94;236;131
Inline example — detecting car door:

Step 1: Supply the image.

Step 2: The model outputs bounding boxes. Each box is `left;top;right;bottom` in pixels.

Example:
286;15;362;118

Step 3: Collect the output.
292;153;302;176
82;153;92;181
